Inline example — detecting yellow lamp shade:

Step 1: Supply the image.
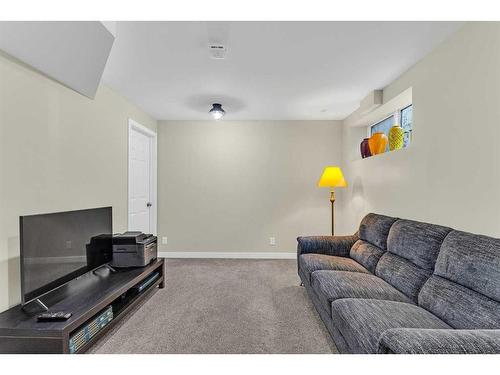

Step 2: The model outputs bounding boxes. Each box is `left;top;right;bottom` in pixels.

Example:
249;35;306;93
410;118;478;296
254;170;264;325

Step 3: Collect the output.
318;166;347;188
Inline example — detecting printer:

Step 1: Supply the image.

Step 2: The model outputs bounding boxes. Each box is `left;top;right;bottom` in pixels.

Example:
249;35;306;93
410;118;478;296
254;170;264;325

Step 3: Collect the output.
111;231;157;268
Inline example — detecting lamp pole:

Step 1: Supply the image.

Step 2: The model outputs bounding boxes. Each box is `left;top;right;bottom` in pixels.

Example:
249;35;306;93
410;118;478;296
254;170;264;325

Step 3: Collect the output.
330;190;335;236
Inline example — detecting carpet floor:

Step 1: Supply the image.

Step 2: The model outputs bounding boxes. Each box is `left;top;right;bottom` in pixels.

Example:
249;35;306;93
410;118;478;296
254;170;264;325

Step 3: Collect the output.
90;259;337;354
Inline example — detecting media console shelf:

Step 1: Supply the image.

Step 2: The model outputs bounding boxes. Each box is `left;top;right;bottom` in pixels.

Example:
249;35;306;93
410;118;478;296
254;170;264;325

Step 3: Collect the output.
0;258;165;354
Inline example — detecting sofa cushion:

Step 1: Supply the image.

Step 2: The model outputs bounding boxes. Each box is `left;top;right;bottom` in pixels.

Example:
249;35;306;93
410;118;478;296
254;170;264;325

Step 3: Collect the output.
311;271;413;317
387;219;452;270
375;253;433;302
419;276;500;329
331;298;450;353
375;219;451;301
358;213;398;250
433;230;500;302
349;240;385;273
298;254;368;283
378;328;500;354
417;230;500;329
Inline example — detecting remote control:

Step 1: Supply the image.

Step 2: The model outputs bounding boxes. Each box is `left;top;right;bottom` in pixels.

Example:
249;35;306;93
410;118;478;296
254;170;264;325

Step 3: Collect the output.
37;311;72;322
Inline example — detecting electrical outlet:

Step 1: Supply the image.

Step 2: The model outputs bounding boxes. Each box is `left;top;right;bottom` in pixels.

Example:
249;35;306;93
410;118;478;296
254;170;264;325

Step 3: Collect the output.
269;237;276;246
162;236;168;245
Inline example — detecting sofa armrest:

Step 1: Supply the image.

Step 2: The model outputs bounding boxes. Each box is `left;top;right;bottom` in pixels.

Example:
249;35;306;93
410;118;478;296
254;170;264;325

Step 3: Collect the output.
297;233;359;258
378;328;500;354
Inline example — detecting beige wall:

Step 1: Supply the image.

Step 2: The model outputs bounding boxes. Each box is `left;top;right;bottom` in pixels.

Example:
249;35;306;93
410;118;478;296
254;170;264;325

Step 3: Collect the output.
3;21;500;312
337;22;500;237
0;52;157;311
157;120;342;254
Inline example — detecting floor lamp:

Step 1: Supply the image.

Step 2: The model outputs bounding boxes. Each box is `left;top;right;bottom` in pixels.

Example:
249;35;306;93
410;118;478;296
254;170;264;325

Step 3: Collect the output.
318;166;347;236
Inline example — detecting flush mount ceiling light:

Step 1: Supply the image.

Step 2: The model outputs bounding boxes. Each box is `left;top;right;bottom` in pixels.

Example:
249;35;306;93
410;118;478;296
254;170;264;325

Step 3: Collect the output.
209;103;225;120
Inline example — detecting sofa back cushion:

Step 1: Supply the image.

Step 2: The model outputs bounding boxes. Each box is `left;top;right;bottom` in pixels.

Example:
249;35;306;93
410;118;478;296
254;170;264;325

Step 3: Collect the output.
350;213;398;273
418;230;500;329
375;219;452;301
358;213;398;250
350;240;384;274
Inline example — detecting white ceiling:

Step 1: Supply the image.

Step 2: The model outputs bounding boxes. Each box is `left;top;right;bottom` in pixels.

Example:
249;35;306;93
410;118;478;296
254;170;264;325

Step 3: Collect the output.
102;22;463;121
0;21;114;98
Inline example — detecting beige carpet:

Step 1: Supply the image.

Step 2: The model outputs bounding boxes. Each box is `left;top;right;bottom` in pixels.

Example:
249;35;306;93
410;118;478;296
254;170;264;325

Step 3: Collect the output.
90;258;337;354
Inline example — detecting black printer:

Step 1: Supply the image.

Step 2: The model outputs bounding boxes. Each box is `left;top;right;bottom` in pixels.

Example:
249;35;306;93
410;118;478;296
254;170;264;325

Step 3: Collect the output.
111;231;157;268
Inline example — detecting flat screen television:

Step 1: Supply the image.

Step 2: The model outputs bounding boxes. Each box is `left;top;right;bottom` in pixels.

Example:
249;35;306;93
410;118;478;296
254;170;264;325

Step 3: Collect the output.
20;207;113;305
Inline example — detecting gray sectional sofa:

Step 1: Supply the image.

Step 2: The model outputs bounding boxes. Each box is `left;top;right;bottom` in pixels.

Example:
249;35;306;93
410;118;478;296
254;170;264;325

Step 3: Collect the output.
297;213;500;354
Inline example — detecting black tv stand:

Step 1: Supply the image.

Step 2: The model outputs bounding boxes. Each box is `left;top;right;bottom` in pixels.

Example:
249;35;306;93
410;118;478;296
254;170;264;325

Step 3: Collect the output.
0;258;165;354
92;263;117;275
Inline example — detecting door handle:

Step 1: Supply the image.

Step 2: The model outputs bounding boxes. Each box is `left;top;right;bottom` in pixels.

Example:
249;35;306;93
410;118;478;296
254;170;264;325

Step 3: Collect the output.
146;202;152;207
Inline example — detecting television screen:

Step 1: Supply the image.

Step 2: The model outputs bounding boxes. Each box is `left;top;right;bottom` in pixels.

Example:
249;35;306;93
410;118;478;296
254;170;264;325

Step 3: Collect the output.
20;207;113;304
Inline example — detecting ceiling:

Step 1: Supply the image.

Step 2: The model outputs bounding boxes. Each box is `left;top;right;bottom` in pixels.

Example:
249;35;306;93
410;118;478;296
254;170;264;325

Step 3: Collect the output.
102;22;463;121
0;21;114;98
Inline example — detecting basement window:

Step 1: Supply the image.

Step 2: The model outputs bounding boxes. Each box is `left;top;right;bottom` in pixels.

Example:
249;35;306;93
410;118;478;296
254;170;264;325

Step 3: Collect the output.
400;104;413;146
369;104;413;151
370;115;394;153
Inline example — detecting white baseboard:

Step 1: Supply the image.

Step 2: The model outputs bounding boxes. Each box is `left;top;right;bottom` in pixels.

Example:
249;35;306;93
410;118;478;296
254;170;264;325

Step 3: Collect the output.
159;251;296;259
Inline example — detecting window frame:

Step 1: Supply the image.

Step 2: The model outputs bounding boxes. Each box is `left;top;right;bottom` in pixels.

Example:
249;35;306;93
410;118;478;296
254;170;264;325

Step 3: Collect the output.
400;104;413;131
367;104;413;145
368;113;398;137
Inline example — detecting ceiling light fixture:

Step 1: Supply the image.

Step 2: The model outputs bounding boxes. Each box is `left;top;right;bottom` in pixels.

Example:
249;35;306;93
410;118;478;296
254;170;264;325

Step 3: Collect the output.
209;103;225;120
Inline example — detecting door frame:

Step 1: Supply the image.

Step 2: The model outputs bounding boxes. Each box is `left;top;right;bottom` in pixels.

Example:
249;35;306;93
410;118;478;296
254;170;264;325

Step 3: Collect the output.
127;118;157;235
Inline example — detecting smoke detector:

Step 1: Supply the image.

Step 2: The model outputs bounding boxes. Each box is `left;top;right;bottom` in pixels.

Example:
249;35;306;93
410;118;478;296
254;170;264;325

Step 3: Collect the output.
208;44;227;59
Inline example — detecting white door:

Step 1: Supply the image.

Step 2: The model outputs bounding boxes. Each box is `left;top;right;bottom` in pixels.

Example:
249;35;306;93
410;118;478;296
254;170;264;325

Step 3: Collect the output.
128;120;156;234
